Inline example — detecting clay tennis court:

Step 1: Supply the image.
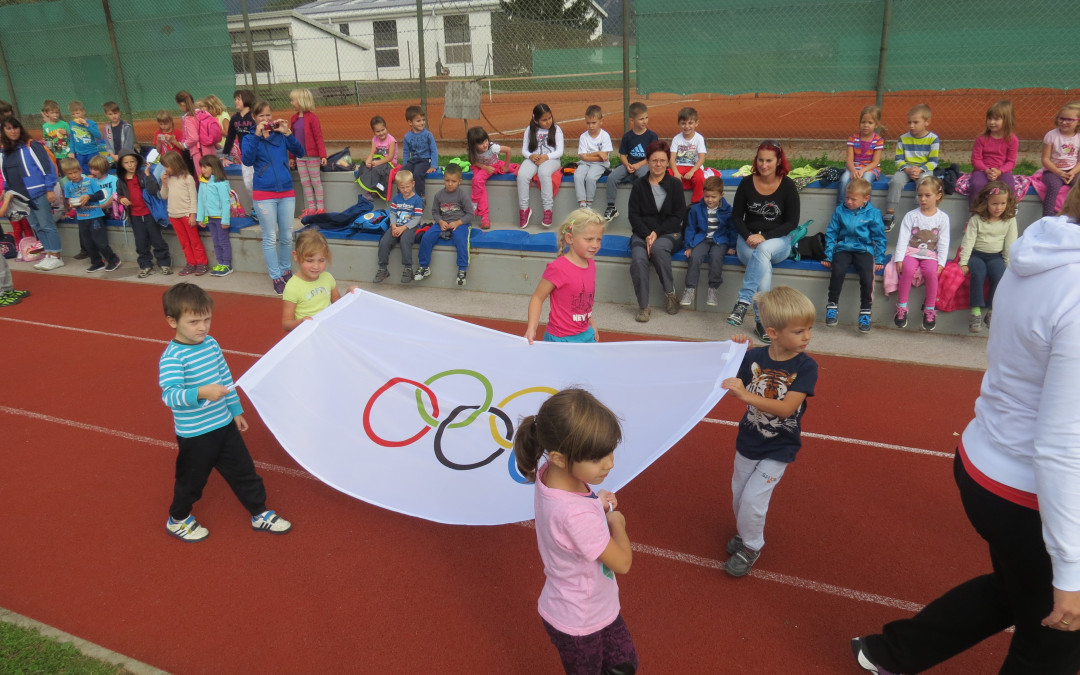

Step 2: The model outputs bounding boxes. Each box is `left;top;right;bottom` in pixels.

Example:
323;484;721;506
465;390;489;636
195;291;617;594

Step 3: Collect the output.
133;86;1079;146
0;272;1010;673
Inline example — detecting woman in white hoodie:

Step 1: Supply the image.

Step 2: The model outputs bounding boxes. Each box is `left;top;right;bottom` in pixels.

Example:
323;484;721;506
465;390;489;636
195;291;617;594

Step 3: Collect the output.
852;187;1080;674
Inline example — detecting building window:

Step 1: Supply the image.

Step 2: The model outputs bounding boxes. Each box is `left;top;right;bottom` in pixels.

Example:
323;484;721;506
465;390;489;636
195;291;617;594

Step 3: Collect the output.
229;26;289;45
373;20;399;69
339;23;350;36
443;15;471;64
232;51;270;75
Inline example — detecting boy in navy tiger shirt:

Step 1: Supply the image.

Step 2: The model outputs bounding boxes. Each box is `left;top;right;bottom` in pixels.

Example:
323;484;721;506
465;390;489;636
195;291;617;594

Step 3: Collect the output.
721;286;818;576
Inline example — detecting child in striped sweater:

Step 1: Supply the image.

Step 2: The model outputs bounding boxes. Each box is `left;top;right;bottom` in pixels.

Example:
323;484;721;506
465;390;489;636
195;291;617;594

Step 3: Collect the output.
159;283;292;542
883;104;940;231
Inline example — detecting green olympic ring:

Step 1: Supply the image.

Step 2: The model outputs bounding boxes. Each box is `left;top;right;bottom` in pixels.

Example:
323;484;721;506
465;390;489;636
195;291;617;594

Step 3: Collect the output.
415;369;493;429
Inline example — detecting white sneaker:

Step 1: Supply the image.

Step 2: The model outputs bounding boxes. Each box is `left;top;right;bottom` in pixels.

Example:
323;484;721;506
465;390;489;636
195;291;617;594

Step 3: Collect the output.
706;288;720;306
36;256;64;271
166;515;209;542
680;288;696;306
251;509;292;534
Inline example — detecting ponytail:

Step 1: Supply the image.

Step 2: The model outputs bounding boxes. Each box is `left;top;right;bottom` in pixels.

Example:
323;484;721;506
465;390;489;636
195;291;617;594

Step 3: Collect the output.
513;415;545;483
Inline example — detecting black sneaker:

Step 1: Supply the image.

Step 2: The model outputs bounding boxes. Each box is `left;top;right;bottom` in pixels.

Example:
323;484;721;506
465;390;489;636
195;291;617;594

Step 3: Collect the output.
603;205;618;221
725;545;760;577
727;301;749;327
882;213;895;233
456;270;467;286
894;306;908;328
755;321;771;344
104;259;122;272
86;263;105;273
923;307;937;331
850;637;897;674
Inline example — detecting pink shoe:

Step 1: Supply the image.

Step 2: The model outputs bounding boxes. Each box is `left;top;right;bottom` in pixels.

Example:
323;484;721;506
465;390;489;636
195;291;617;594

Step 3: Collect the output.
542;210;553;227
519;208;532;229
480;216;491;229
314;209;326;215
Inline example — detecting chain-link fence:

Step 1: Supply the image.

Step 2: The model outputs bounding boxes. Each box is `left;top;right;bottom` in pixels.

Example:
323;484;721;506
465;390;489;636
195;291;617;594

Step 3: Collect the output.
2;0;1074;162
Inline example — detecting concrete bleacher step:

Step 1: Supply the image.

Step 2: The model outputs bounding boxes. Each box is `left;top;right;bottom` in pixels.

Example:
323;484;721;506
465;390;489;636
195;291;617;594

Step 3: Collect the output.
60;166;1042;337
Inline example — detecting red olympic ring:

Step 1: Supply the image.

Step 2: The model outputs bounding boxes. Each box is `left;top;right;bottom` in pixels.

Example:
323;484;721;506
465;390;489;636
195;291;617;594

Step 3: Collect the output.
363;377;439;447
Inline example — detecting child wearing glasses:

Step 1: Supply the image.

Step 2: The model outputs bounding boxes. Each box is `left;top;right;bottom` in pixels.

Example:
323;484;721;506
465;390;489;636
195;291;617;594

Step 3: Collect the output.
1039;101;1080;216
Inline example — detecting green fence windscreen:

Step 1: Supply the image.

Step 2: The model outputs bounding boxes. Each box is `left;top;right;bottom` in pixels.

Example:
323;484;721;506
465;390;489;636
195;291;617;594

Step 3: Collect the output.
0;0;234;117
634;0;1074;96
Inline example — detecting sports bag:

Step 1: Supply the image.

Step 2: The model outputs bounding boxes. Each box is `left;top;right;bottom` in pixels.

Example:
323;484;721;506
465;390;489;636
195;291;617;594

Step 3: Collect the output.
0;232;16;259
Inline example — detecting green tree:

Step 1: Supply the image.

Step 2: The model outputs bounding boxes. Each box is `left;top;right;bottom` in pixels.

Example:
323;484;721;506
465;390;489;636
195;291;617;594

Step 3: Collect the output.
493;0;602;75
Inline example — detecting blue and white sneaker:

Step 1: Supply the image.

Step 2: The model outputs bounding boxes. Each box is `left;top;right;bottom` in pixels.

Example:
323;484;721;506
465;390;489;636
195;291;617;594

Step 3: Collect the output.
166;515;209;542
825;302;838;327
858;310;872;333
251;509;292;534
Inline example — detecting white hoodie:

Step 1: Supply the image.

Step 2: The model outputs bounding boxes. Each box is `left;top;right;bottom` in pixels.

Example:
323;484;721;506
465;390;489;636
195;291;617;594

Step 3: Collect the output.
962;214;1080;591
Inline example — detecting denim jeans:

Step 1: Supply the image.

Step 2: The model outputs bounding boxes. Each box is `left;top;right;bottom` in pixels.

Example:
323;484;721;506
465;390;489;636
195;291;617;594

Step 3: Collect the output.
736;234;792;304
26;193;61;254
253;197;296;279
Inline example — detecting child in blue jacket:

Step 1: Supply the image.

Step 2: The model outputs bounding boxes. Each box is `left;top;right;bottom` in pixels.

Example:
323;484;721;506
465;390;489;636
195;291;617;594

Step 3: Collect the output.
823;177;887;332
681;175;735;308
196;155;234;277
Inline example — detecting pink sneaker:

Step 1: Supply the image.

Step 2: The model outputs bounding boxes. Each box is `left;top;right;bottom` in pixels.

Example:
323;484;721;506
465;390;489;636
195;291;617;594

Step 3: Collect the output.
480;216;491;229
542;210;553;227
519;208;532;229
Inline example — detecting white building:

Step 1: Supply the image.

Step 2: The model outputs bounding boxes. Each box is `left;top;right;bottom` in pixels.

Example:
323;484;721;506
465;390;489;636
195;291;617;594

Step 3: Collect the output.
226;0;607;85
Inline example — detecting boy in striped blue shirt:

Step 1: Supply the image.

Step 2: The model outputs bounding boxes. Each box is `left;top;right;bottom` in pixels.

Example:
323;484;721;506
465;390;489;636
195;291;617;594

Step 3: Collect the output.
159;283;291;542
883;103;940;231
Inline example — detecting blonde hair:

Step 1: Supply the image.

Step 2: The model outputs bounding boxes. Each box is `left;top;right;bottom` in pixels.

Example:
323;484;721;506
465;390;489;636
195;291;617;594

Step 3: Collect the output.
395;169;415;185
155;109;174;128
985;100;1015;139
68;100;85;115
294;229;331;263
916;174;944;204
290;88;315;113
557;207;605;255
203;94;227;117
908;103;932;122
846;177;872;196
754;286;816;331
1056;101;1080;126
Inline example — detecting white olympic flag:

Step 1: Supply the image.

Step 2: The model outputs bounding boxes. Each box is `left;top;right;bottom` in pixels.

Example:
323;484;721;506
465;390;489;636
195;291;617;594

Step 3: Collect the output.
237;290;745;525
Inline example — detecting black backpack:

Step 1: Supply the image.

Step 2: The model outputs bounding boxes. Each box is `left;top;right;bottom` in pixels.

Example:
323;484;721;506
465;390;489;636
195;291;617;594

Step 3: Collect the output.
797;232;827;261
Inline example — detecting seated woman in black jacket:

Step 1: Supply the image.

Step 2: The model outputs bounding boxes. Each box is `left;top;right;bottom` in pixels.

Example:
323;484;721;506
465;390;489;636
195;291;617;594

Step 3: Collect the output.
627;141;687;322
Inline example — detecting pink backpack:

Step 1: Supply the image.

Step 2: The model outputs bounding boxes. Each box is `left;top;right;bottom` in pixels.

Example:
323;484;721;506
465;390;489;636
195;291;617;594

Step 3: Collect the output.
196;110;223;148
17;236;44;262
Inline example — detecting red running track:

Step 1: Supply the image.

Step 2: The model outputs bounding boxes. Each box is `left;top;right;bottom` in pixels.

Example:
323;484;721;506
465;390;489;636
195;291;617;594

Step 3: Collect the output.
0;273;1008;673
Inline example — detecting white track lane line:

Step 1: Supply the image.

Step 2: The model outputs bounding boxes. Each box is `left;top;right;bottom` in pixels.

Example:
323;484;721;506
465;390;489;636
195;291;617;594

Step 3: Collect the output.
702;418;954;458
2;316;953;459
4;403;927;613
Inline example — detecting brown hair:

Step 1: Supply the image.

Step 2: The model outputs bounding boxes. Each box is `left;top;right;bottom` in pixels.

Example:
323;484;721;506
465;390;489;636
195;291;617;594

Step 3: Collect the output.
155;109;174;129
174;90;196;115
985;100;1015;139
405;105;424;121
160;151;189;177
1061;179;1080;221
703;176;724;195
41;100;61;114
88;155;110;173
199;154;227;182
102;101;120;114
677;107;698;123
971;180;1017;220
163;282;213;320
233;89;255;109
585;104;603;120
916;174;944;204
628;101;647;118
513;388;622;483
908;103;932;122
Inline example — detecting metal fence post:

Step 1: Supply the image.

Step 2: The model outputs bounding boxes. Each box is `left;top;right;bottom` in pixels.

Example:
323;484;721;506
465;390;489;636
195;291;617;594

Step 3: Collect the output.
0;36;18;117
875;0;891;109
102;0;133;121
240;0;260;98
623;0;631;133
334;35;341;81
416;0;427;113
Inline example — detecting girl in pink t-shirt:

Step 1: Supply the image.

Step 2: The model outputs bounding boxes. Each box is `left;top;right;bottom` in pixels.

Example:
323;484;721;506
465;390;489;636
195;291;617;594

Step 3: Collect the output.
526;208;604;344
513;388;638;675
969;100;1019;208
1040;101;1080;216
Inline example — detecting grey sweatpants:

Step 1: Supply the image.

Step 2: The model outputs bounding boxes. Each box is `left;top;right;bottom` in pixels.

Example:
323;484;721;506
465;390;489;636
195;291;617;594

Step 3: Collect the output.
731;452;788;551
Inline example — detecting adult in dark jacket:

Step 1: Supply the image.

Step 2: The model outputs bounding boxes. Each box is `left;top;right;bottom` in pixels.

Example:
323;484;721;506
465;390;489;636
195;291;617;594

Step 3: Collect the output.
627;141;686;322
726;140;802;342
241;100;305;294
0;116;62;269
115;151;172;276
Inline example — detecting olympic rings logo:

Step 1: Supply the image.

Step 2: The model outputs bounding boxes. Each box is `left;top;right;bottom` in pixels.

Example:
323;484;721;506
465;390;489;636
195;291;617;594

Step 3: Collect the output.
362;369;556;484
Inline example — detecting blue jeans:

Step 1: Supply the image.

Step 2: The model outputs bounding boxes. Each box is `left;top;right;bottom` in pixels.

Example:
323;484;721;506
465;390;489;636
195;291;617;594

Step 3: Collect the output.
26;192;61;254
736;234;792;304
418;225;471;270
968;250;1006;310
253;197;295;279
